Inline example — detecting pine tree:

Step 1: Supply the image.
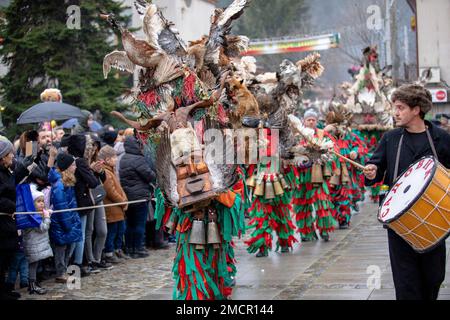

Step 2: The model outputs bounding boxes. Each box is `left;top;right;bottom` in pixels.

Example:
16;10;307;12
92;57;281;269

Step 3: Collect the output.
0;0;131;137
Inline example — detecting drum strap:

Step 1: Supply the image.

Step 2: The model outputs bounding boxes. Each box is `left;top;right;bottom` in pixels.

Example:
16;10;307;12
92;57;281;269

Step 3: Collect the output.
425;129;439;160
393;135;404;181
394;128;438;180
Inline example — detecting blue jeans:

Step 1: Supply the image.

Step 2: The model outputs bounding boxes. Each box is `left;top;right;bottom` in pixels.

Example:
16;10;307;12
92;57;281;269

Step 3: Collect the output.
125;202;149;252
70;213;87;265
105;220;126;253
6;250;28;285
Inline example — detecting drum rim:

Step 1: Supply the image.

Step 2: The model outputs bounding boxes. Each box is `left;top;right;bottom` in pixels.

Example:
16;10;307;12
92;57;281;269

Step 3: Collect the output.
377;155;437;224
411;230;450;254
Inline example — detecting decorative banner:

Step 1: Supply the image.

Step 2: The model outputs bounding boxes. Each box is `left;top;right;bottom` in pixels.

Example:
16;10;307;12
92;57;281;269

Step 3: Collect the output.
242;33;340;56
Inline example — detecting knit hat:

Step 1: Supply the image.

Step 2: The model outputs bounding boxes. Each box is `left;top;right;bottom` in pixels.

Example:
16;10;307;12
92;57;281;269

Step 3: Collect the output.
31;189;45;202
101;130;118;147
391;84;433;115
0;137;13;159
98;145;116;161
56;153;75;171
303;108;319;120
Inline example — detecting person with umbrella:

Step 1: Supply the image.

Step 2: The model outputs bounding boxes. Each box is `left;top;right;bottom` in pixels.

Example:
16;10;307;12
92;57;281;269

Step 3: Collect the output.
15;88;80;191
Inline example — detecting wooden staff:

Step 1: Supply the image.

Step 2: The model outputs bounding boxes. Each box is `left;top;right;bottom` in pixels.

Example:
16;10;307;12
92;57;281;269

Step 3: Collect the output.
331;150;365;170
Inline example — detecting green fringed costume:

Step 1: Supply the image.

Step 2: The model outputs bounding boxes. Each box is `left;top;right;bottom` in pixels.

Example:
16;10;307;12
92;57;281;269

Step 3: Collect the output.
292;129;338;241
134;70;245;300
244;129;297;257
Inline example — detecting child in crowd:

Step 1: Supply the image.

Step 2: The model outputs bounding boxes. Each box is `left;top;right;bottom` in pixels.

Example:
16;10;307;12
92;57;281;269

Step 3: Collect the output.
98;145;130;263
22;187;54;294
5;232;28;292
48;153;82;283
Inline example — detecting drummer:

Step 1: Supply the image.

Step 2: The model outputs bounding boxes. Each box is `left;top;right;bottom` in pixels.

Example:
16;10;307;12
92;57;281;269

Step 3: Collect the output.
363;84;450;300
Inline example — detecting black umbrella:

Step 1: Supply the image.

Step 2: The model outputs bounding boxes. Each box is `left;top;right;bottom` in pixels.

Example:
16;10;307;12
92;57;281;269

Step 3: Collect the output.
17;102;85;124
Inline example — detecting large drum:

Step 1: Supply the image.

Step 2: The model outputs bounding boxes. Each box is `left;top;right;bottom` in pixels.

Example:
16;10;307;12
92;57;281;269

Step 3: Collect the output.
378;156;450;253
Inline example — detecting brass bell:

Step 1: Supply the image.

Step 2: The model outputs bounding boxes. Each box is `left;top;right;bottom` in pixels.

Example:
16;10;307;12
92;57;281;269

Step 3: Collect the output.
264;175;275;200
254;177;265;197
207;222;221;249
329;174;340;186
341;164;350;183
273;175;284;196
311;163;324;184
189;219;206;249
323;164;332;177
207;208;221;249
278;173;290;190
246;173;257;188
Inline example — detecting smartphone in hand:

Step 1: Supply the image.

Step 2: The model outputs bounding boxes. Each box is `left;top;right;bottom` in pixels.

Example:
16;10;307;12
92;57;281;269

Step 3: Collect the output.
25;141;38;158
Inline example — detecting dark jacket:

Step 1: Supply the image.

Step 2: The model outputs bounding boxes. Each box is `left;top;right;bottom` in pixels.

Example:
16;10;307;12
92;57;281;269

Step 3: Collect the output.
119;137;155;201
67;134;99;215
0;160;33;250
365;121;450;188
48;168;82;246
28;150;50;186
14;150;50;188
0;165;18;250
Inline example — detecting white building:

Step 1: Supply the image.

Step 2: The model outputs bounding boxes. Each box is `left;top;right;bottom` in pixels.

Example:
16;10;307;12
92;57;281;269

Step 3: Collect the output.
123;0;216;42
415;0;450;116
120;0;217;87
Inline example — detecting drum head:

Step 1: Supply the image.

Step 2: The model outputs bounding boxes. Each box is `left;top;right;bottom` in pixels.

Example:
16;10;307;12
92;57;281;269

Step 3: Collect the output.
378;156;437;223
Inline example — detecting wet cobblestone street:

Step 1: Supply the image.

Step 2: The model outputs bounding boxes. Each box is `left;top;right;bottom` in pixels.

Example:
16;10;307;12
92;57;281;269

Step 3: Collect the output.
19;200;450;300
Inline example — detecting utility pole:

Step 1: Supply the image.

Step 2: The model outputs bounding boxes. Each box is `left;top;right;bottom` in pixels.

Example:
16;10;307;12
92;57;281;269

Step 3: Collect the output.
385;0;400;83
385;0;392;68
390;0;400;83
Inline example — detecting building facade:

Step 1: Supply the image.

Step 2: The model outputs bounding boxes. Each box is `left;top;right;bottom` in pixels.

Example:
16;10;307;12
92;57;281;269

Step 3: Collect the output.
416;0;450;116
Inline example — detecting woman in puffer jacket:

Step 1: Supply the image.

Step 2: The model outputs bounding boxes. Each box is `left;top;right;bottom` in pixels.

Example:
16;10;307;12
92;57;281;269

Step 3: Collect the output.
48;153;82;283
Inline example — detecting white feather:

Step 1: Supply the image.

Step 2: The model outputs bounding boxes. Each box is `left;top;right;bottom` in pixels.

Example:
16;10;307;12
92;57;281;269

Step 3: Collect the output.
218;0;249;27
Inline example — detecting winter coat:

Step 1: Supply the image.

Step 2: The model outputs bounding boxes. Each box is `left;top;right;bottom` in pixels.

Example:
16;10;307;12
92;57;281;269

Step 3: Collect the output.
29;150;50;186
102;164;127;223
67;134;99;215
14;150;50;187
119;137;155;201
366;121;450;188
48;168;82;246
23;217;53;263
0;165;18;250
0;160;32;250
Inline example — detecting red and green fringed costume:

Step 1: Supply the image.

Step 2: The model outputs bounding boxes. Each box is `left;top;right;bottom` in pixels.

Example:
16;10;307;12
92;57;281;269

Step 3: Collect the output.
292;129;338;241
348;129;370;206
137;70;244;300
358;128;385;202
244;129;297;257
155;184;245;300
328;129;366;227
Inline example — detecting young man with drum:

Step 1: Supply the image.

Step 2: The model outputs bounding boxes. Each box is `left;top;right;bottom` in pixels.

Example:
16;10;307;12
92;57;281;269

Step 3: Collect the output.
364;84;450;300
